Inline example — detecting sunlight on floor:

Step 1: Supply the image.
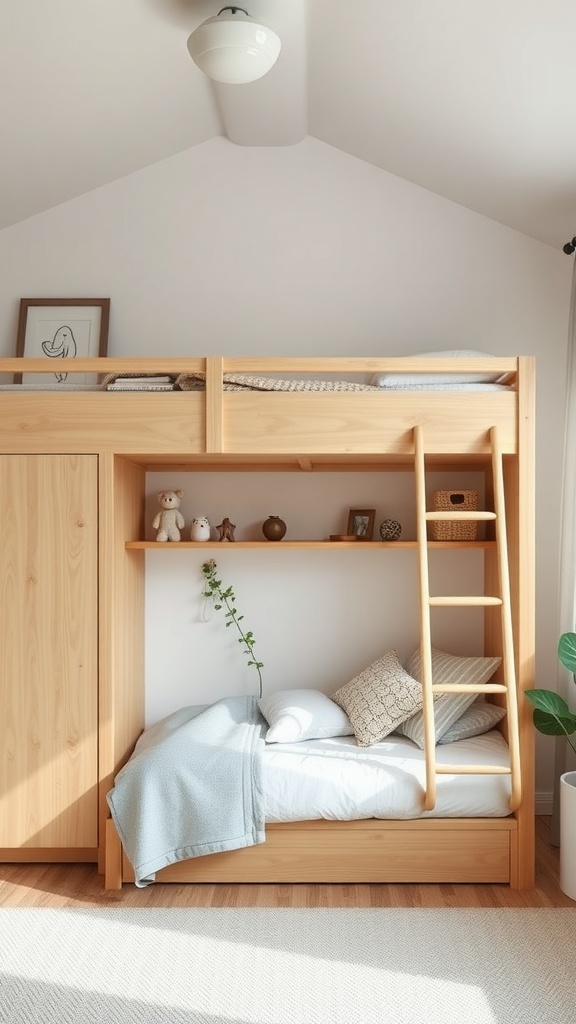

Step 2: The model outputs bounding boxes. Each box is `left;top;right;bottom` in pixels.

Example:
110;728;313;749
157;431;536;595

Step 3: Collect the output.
0;910;506;1023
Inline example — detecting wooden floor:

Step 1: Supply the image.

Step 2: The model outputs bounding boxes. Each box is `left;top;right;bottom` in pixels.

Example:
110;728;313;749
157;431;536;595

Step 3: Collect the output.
0;818;574;908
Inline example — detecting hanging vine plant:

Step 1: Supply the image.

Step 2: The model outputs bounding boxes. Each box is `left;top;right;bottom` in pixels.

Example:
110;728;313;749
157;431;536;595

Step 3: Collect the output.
201;559;264;698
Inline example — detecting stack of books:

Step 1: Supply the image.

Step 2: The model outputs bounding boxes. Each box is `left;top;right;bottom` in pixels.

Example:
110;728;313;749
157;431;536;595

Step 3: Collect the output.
107;375;175;391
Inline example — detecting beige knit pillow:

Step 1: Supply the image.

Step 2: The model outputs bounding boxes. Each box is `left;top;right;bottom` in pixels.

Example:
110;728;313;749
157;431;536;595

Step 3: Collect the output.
332;650;423;747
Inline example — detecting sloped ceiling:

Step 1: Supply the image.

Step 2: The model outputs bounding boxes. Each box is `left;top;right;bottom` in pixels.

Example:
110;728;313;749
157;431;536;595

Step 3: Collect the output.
1;0;575;248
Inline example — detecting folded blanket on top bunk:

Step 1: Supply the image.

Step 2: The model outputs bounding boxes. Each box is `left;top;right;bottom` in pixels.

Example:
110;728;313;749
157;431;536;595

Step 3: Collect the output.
175;372;382;392
106;695;266;887
173;373;510;393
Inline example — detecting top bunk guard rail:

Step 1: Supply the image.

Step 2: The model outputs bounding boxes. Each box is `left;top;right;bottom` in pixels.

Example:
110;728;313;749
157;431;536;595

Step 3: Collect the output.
0;355;520;376
0;355;525;463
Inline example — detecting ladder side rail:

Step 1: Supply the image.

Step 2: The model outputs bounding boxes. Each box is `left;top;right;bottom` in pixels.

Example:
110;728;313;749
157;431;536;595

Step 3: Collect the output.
413;425;437;811
490;426;522;812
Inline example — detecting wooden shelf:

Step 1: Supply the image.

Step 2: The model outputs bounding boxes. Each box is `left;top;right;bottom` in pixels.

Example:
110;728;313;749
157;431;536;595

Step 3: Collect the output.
125;540;497;550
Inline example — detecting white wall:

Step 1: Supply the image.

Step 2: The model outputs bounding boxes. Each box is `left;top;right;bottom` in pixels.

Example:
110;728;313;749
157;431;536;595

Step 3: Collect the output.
0;136;571;805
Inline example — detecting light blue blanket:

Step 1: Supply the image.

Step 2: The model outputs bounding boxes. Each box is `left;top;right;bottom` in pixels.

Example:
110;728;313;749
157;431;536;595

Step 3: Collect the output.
106;695;266;887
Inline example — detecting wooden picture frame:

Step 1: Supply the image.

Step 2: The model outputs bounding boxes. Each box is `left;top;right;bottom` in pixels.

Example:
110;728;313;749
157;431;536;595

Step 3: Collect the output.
15;297;110;385
347;508;375;540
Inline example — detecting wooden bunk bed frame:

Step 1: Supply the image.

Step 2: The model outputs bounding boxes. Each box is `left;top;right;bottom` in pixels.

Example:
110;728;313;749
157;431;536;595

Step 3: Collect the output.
0;355;535;890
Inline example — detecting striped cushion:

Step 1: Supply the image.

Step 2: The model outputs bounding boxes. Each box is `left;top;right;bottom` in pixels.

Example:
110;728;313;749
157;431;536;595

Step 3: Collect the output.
395;646;501;748
438;701;506;744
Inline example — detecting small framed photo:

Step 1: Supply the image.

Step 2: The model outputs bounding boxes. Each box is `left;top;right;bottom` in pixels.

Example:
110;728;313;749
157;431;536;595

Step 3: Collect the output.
347;508;375;541
15;298;110;385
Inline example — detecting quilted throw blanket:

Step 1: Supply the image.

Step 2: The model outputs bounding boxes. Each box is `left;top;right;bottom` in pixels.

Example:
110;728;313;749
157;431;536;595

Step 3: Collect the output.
106;695;266;887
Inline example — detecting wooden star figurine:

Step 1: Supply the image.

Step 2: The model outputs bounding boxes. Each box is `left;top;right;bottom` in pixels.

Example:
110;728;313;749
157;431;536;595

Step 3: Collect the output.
216;517;236;542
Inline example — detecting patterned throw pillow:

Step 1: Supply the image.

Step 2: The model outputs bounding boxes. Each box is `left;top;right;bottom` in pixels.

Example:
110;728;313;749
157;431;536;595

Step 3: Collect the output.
332;650;423;747
395;646;501;748
437;701;506;744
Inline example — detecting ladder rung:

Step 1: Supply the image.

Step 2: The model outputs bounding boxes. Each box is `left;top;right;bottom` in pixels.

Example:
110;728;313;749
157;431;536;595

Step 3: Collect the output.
425;511;497;521
435;764;511;776
431;684;508;694
429;596;502;607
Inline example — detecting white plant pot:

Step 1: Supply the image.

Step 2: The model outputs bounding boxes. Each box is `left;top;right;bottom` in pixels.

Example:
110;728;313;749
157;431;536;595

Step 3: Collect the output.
560;770;576;900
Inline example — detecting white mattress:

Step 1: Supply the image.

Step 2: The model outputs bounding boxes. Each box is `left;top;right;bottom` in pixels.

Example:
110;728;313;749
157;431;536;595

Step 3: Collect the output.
262;730;511;822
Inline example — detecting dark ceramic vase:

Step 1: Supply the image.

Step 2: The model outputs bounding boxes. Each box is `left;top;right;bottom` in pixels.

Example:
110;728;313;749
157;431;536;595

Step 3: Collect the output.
262;515;287;541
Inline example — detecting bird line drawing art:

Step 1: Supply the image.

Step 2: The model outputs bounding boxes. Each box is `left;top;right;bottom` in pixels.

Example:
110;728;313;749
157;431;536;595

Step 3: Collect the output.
41;325;77;381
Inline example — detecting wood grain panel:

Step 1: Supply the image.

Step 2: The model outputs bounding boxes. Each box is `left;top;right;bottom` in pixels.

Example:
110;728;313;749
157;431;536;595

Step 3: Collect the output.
224;392;517;455
0;393;205;455
0;455;98;848
119;819;512;885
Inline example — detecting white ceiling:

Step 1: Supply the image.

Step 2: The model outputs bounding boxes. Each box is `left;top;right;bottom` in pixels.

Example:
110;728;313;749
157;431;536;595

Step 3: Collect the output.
1;0;575;248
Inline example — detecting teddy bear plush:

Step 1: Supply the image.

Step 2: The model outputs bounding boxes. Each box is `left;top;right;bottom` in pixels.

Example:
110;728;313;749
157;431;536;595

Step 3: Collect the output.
153;490;185;542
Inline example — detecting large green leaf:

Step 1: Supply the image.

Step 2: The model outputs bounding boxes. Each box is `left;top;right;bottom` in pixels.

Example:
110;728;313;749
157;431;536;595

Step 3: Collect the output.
525;688;571;716
532;708;576;737
558;632;576;675
525;688;576;737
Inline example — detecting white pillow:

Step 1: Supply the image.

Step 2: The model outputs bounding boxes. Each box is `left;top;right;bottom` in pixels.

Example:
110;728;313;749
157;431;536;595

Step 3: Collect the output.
395;646;501;748
371;350;505;387
438;701;506;744
258;689;353;743
331;650;423;747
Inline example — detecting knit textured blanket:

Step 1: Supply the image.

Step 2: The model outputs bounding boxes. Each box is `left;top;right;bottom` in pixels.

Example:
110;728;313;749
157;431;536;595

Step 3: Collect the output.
106;696;266;886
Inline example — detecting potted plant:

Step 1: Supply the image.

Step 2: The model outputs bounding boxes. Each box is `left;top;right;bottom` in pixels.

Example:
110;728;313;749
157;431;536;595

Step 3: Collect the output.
525;631;576;900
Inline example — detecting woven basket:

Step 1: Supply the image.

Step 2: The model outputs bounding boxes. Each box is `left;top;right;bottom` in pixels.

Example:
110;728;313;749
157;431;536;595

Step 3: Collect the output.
430;489;478;541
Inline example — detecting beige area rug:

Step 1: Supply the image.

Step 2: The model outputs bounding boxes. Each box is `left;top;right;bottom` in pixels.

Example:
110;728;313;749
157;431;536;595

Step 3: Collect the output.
1;907;575;1023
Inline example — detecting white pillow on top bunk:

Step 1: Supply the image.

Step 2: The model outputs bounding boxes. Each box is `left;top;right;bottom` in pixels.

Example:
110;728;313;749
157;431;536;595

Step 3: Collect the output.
331;650;423;747
395;646;501;748
258;689;353;743
371;350;504;387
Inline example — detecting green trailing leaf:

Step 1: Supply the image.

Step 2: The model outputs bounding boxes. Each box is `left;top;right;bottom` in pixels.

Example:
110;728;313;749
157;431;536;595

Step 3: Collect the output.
201;559;263;698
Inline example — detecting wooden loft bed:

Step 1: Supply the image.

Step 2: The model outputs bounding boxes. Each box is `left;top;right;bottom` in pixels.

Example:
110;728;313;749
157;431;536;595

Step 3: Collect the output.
0;355;535;890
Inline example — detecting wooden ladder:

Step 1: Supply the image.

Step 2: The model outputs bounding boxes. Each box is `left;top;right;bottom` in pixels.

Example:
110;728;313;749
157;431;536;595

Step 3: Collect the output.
413;425;521;813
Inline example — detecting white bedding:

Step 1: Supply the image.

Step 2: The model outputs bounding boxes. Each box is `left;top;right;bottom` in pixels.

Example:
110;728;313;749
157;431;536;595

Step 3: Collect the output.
262;730;511;821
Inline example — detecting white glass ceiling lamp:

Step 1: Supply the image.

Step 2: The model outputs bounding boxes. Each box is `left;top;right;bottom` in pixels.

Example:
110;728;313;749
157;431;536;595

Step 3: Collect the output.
187;6;281;85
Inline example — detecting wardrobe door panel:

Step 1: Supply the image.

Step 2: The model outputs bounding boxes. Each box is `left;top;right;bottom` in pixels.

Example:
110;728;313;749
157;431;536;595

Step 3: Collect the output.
0;455;98;848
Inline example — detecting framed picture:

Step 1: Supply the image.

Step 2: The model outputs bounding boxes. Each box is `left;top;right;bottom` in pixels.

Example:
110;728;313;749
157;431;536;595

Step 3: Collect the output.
347;508;375;540
15;298;110;385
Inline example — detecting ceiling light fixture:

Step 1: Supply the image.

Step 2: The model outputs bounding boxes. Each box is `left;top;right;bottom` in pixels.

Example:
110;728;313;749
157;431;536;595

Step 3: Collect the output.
187;6;281;85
